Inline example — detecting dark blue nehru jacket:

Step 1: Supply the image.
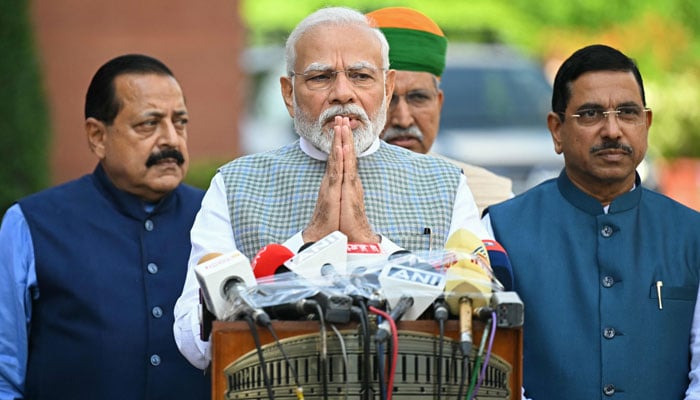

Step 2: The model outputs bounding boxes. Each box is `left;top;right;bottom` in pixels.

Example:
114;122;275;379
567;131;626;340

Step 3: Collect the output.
19;164;209;400
488;172;700;400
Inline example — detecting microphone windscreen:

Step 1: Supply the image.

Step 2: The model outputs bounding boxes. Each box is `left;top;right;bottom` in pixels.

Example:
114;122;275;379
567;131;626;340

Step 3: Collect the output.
444;229;493;312
251;244;294;278
483;239;514;291
445;229;491;272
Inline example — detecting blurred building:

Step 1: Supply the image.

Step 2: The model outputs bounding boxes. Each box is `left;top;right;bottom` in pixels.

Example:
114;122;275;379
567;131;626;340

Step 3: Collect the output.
30;0;247;184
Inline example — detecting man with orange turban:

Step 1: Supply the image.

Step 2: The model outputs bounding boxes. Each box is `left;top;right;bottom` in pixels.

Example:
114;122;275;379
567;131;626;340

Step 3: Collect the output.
367;7;512;215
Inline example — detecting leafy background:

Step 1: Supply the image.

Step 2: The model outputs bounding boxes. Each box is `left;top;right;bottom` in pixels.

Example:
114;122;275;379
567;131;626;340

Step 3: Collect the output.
3;0;699;212
243;0;700;159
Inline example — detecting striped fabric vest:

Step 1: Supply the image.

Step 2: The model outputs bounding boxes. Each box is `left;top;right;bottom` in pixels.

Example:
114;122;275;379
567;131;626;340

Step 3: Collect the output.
220;140;462;259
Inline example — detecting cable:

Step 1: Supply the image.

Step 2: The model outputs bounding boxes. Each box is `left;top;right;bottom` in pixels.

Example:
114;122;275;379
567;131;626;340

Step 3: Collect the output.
262;320;305;400
466;313;493;399
311;301;329;400
330;324;349;400
433;296;448;400
376;315;387;400
471;311;498;398
244;314;274;400
352;300;372;400
369;306;398;400
457;353;468;400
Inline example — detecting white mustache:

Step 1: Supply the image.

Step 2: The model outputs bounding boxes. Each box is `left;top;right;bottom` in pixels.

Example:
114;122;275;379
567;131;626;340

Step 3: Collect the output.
382;126;424;142
319;104;370;128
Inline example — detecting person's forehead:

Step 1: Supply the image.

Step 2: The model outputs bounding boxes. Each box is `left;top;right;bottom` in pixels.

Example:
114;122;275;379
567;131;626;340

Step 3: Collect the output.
393;70;435;90
114;73;184;107
294;23;383;69
568;70;642;106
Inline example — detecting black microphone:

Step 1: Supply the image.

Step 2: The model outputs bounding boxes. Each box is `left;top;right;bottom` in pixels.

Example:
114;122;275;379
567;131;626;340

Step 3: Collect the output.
375;295;414;343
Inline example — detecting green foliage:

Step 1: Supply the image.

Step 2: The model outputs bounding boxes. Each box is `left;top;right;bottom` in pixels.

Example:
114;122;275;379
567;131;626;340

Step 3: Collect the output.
647;72;700;159
242;0;700;158
183;158;230;190
0;0;50;214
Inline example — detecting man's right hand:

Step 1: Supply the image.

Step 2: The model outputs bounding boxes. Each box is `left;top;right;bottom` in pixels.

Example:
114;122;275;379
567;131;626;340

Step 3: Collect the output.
303;116;378;244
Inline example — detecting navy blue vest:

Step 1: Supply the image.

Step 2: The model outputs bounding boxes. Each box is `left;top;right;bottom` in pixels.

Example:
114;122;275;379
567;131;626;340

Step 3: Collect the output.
487;172;700;399
18;165;209;400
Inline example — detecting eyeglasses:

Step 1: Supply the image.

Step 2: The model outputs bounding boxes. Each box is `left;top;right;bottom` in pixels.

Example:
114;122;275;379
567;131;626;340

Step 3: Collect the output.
389;90;438;110
291;67;385;91
569;105;651;127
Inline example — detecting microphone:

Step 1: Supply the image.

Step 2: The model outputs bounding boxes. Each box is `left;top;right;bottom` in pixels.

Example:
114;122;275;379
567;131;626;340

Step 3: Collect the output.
444;229;494;355
378;250;446;320
284;231;348;281
346;241;384;265
194;251;263;321
254;235;353;324
483;239;514;291
375;295;414;343
251;243;294;278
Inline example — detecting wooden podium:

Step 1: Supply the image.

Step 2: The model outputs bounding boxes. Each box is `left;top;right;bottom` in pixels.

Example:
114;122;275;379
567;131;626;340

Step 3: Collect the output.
211;319;522;399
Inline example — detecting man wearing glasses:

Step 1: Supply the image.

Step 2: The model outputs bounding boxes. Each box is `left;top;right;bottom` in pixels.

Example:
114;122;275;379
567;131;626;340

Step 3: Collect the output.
483;44;700;399
367;7;512;216
173;6;489;370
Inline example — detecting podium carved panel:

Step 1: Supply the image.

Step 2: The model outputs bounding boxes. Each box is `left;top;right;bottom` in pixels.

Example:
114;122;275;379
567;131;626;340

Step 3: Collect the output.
211;320;521;400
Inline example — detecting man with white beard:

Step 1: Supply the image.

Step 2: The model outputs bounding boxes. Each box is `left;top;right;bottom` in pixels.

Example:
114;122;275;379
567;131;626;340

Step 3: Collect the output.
172;6;489;369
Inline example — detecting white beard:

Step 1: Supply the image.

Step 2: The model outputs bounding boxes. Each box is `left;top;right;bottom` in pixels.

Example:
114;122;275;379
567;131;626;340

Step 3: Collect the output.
293;95;387;154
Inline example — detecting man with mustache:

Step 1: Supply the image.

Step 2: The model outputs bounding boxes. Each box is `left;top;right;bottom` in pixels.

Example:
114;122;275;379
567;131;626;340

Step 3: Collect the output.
173;6;489;369
367;7;512;216
0;54;209;399
484;44;700;399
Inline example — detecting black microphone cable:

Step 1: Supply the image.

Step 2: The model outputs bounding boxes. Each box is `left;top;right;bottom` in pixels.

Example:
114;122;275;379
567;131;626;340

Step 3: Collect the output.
260;319;305;400
457;351;469;400
306;300;329;400
433;295;449;400
244;314;274;400
351;300;373;400
369;306;398;400
375;313;387;400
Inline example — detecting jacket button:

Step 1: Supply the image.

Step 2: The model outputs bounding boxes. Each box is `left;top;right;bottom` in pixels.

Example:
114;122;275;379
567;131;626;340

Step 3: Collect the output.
147;262;159;274
601;225;613;237
150;354;161;366
144;219;154;231
603;327;616;339
603;383;615;396
152;306;163;318
601;276;614;288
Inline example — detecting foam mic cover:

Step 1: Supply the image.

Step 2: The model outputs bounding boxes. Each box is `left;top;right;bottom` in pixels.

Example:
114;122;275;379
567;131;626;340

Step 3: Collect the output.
444;229;493;312
483;239;514;291
251;244;295;279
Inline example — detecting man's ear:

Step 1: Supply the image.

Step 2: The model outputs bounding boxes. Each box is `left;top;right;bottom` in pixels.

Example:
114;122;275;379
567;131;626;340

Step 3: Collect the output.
547;112;564;155
280;76;295;118
86;117;107;159
384;69;396;105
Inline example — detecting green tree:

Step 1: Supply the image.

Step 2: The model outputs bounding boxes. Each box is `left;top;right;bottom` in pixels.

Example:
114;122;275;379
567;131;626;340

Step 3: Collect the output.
0;0;50;214
242;0;700;159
